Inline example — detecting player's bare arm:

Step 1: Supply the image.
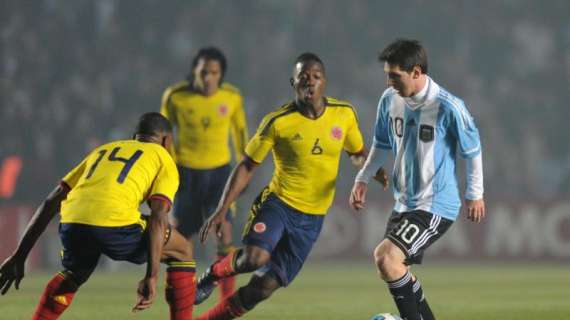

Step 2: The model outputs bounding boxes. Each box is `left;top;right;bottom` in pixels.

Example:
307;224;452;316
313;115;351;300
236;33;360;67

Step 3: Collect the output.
199;156;259;243
0;185;68;295
132;197;171;312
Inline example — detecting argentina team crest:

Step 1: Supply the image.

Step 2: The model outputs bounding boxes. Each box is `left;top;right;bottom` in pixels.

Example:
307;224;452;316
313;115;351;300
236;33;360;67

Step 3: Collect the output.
217;104;228;116
330;126;343;140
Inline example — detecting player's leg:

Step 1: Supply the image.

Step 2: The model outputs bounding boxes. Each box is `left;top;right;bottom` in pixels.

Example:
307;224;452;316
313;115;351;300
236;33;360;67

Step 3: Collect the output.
375;212;421;320
195;273;280;320
161;227;197;320
376;211;452;320
208;164;237;300
196;200;324;319
33;224;99;320
195;189;283;304
410;273;435;320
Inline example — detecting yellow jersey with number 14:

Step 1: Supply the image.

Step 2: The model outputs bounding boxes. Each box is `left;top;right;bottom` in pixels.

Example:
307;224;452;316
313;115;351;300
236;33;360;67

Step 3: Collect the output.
60;140;179;227
245;97;364;214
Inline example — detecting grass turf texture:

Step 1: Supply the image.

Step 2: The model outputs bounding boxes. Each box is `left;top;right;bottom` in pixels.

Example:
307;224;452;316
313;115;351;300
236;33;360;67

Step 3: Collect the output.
1;262;568;319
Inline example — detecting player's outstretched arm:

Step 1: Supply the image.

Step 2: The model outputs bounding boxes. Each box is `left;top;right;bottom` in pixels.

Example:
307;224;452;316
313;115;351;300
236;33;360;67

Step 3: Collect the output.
133;198;170;312
0;185;68;295
199;156;259;243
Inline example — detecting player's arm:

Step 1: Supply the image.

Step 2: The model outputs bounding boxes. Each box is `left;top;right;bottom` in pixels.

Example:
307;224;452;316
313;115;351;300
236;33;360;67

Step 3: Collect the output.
159;88;178;158
350;99;392;211
465;152;485;223
230;95;249;162
0;184;69;295
199;156;259;243
448;101;485;222
133;197;170;312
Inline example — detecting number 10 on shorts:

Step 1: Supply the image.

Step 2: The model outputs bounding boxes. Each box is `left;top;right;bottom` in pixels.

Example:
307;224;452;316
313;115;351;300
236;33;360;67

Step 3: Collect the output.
394;219;421;244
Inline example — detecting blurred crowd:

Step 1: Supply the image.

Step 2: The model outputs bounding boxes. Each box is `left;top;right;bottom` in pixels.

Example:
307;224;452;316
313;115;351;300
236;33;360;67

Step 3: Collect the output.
2;0;569;202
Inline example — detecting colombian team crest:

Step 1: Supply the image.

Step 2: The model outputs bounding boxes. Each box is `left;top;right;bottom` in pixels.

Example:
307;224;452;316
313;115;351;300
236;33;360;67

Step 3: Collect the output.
253;222;266;233
330;126;343;140
218;104;228;116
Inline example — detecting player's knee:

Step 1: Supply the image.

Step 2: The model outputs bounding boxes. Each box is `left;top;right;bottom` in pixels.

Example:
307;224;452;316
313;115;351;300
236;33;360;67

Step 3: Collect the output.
373;245;399;280
237;248;270;272
63;270;88;287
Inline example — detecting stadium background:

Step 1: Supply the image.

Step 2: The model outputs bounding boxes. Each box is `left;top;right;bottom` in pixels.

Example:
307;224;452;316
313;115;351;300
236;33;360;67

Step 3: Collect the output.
0;1;569;318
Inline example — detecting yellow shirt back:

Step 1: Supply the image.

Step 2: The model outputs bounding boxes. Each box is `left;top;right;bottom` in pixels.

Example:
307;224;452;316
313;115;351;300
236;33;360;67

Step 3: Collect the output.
60;140;179;227
245;97;364;214
160;81;248;169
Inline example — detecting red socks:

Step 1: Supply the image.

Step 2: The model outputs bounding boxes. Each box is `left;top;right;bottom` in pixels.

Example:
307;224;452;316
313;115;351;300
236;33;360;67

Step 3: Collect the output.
216;254;236;300
165;261;197;320
212;250;239;279
32;272;78;320
195;292;247;320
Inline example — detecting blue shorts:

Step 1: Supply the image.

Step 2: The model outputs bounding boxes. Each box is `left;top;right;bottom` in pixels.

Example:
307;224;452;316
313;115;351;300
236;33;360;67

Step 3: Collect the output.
174;164;233;237
59;223;166;272
242;189;324;287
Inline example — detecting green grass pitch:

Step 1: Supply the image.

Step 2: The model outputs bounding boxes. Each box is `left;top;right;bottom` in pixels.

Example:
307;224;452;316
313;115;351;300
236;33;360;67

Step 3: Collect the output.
1;262;569;319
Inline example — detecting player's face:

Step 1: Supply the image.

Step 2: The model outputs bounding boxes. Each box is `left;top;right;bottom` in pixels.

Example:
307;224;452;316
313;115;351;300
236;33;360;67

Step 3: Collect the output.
292;61;326;106
383;63;419;97
193;58;222;96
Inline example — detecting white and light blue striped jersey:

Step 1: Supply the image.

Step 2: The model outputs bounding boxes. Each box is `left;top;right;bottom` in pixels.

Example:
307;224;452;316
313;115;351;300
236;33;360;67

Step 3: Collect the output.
374;77;481;220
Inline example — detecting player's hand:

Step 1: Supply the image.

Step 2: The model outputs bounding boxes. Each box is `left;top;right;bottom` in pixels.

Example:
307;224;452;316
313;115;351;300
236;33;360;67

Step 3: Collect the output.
465;198;485;223
373;167;389;190
350;154;366;168
350;182;368;211
0;255;25;295
199;210;227;244
132;276;157;313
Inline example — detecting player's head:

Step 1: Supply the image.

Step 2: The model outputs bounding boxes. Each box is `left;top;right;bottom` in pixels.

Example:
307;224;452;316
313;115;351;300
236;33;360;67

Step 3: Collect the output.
134;112;174;150
379;39;428;97
188;46;227;96
290;52;327;106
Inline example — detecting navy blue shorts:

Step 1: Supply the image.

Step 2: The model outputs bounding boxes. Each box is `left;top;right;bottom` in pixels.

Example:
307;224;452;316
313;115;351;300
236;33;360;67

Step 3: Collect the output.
242;189;324;287
174;164;234;237
59;223;164;272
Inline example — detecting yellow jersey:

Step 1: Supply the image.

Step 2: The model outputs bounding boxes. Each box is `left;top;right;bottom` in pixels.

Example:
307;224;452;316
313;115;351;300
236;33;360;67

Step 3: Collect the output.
160;81;248;169
60;140;179;227
246;97;364;214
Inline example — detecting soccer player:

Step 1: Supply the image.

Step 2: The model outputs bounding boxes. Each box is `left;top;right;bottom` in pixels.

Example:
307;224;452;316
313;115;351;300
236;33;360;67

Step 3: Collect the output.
350;39;485;320
160;47;248;300
191;52;375;320
0;113;196;320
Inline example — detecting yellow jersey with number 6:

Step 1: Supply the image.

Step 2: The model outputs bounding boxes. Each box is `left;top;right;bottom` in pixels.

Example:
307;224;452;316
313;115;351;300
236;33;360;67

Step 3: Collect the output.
60;140;179;227
245;97;364;214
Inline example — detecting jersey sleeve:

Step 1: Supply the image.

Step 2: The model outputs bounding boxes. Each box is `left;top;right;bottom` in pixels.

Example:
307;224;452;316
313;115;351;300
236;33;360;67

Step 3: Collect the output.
244;114;276;164
373;96;392;150
448;100;481;158
230;93;249;162
148;150;180;206
343;107;365;154
61;156;88;189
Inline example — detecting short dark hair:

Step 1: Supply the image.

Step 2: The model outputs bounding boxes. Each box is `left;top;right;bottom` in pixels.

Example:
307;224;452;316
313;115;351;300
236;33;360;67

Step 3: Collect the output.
295;52;325;72
187;46;227;82
379;39;428;74
135;112;172;137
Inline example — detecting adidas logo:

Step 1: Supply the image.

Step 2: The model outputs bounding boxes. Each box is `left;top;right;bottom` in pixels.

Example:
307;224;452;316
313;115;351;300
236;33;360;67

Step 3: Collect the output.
292;133;303;141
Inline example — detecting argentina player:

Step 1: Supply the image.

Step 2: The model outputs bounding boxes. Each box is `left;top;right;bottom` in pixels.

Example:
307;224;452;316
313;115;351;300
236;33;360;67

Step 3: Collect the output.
350;39;485;320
